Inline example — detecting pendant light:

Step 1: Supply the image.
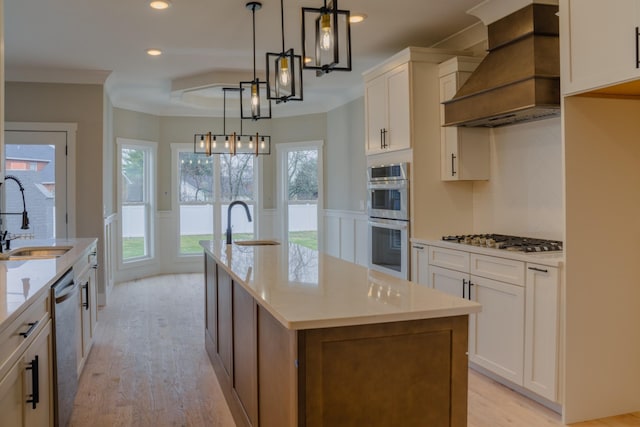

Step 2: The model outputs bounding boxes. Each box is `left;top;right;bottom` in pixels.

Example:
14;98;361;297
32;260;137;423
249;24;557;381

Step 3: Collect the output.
301;0;352;75
266;0;303;103
194;87;271;156
240;2;272;120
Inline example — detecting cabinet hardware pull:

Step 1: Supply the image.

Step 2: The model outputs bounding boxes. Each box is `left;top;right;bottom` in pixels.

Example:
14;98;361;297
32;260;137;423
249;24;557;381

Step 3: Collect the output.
413;245;424;250
462;278;467;299
91;264;99;269
468;280;474;300
19;321;39;339
636;27;640;68
26;355;39;409
83;281;90;310
528;266;548;273
451;153;457;176
380;129;383;149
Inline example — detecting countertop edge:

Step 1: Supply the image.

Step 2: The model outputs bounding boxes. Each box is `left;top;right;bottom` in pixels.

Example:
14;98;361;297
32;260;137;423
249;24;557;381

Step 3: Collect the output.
412;238;565;268
0;238;97;336
201;241;482;331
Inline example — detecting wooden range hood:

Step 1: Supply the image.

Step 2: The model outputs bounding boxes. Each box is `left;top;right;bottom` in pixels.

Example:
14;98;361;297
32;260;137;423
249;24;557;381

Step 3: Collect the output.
443;3;560;127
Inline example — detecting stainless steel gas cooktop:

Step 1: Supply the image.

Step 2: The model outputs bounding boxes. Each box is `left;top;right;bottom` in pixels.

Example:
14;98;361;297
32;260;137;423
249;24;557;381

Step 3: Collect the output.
442;234;563;253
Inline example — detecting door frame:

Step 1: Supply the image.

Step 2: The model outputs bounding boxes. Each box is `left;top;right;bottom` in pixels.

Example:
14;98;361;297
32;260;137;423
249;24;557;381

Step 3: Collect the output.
5;122;77;238
276;140;324;251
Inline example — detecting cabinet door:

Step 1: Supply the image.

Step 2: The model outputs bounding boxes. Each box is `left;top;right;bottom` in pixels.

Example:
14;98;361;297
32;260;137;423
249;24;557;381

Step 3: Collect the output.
524;264;560;402
24;321;53;427
563;0;640;95
232;282;258;426
217;267;233;381
411;244;430;286
0;359;25;427
80;278;92;360
439;70;489;181
386;63;411;151
430;265;467;298
469;275;525;385
365;74;387;154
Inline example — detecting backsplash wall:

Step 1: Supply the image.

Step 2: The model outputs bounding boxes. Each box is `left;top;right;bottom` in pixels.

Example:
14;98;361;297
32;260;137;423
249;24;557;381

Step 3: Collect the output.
472;117;563;240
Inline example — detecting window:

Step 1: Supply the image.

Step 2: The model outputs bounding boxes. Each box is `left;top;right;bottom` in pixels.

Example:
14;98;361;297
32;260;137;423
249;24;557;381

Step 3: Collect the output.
173;144;257;255
177;151;213;254
118;139;156;263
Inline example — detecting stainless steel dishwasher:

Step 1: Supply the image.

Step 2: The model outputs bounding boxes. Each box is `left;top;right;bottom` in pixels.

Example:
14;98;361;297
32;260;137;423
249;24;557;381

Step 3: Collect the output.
51;268;78;427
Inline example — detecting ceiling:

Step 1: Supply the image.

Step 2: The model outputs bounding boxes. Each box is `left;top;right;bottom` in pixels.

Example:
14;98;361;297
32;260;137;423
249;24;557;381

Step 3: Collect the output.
4;0;485;118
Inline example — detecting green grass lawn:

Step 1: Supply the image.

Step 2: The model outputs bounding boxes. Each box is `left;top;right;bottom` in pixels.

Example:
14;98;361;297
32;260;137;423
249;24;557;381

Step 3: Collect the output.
123;231;319;260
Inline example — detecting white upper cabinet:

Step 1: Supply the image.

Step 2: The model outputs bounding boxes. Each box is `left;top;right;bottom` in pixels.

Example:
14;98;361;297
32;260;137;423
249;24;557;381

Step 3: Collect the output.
438;57;490;181
561;0;640;95
364;63;411;154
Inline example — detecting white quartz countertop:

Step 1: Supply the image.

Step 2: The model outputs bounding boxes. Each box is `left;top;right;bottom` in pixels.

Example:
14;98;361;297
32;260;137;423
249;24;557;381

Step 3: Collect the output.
412;238;564;268
0;238;97;333
200;240;481;330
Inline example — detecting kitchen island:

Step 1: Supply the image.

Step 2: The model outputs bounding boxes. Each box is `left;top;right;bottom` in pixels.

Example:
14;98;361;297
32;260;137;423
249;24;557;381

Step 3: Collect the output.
200;240;481;427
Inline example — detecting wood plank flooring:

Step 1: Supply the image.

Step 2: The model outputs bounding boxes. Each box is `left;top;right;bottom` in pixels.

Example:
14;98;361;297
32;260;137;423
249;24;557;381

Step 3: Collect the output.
69;274;640;427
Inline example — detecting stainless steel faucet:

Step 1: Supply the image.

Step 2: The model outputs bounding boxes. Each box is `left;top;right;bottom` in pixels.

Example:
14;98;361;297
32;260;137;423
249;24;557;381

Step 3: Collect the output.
226;201;252;245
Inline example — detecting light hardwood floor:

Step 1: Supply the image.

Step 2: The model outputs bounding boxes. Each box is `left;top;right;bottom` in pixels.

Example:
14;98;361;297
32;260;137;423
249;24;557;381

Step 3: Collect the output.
70;274;640;427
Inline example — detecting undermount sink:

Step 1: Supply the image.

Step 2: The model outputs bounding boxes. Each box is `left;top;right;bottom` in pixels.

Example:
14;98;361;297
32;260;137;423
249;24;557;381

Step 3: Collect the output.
233;240;280;246
3;246;72;260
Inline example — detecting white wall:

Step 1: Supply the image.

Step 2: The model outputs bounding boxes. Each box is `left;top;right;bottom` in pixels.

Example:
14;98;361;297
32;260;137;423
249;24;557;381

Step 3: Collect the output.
472;118;563;240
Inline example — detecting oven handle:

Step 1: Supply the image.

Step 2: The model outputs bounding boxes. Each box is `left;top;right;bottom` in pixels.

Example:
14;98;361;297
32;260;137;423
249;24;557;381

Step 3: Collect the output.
367;180;408;190
369;218;409;230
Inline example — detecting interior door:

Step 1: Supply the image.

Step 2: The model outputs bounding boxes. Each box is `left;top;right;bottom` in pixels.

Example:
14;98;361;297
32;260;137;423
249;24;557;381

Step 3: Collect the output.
4;124;73;239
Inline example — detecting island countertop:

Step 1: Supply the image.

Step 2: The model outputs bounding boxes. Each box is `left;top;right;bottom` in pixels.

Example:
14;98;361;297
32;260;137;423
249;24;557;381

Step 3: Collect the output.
0;238;97;334
200;240;481;330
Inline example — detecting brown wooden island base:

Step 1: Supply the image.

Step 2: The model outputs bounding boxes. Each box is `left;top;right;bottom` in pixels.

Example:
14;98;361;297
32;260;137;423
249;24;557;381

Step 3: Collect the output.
205;255;470;427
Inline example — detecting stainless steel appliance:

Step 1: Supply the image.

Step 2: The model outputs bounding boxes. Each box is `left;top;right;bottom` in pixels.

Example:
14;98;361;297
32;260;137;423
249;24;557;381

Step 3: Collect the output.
367;163;410;279
367;163;409;221
51;268;78;427
369;217;409;279
442;234;563;252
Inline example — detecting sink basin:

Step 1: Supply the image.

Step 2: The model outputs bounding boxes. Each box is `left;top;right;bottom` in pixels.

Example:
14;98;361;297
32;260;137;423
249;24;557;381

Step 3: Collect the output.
3;246;72;260
233;240;280;246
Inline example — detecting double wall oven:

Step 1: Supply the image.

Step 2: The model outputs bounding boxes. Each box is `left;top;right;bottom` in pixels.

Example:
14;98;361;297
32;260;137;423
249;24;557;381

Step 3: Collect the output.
367;163;409;279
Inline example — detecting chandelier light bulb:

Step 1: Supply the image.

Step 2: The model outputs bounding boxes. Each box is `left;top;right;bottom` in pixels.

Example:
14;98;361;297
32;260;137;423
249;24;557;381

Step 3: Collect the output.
320;13;332;51
251;82;260;117
279;57;291;87
199;135;205;149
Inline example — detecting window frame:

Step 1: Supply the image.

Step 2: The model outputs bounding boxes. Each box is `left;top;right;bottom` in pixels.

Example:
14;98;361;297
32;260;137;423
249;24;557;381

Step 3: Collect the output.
117;138;157;267
171;143;261;257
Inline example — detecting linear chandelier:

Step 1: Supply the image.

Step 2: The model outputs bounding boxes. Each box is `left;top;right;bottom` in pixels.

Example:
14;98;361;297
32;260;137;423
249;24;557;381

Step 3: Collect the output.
240;2;272;120
266;0;303;102
194;87;271;156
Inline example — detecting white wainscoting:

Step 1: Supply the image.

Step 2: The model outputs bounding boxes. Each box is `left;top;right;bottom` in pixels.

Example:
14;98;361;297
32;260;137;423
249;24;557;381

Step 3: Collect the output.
322;210;369;267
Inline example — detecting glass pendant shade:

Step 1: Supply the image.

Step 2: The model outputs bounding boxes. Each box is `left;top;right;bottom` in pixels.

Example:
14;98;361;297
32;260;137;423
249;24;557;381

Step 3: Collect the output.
240;79;271;120
266;49;303;103
302;0;352;75
266;0;303;102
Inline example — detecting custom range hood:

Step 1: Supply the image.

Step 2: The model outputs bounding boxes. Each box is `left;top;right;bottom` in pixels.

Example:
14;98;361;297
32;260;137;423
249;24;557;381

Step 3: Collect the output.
443;3;560;127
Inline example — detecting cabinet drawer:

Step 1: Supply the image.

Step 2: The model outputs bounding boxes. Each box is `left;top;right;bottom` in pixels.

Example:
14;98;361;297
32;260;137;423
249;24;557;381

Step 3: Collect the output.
428;246;469;272
0;291;50;379
470;254;525;286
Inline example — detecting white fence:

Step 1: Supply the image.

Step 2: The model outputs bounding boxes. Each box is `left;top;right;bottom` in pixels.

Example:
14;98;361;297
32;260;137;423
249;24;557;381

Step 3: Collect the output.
121;203;318;237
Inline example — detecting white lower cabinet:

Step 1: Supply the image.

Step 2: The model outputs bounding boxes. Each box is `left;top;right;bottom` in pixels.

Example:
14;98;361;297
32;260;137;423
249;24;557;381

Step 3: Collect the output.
421;242;561;403
524;264;560;402
0;320;53;427
410;244;429;286
468;275;524;385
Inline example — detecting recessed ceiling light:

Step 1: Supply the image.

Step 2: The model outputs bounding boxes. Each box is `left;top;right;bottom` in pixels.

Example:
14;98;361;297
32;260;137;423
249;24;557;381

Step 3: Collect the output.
149;0;171;10
350;13;367;23
146;48;163;56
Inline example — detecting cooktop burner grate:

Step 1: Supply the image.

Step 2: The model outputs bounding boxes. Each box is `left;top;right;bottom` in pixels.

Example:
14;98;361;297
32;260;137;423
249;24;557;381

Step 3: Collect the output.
442;234;563;252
